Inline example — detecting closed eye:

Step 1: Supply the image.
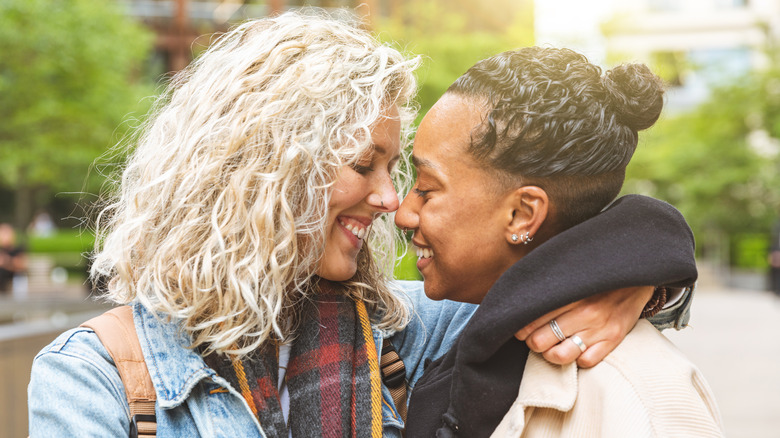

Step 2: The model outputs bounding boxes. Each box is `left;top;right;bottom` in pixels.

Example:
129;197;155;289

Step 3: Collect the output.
413;187;430;198
351;163;374;174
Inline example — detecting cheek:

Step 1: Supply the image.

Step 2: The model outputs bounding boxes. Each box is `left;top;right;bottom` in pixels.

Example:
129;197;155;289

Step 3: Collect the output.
330;174;368;210
423;197;473;237
427;199;501;258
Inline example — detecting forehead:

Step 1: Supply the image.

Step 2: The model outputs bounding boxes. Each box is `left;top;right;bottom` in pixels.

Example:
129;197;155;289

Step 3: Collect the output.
413;94;485;168
370;106;402;155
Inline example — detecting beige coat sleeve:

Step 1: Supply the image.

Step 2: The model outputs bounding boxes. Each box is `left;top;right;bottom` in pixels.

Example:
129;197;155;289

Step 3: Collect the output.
493;320;724;438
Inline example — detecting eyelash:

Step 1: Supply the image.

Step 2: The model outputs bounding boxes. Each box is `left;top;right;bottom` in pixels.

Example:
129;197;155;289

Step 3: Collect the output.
413;187;430;198
351;163;374;175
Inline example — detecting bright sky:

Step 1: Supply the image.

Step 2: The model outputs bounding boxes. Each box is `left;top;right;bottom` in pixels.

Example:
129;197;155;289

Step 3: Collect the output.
534;0;618;64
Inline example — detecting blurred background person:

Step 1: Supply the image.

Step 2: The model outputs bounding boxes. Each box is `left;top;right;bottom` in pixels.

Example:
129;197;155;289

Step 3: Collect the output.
0;223;27;295
27;211;55;238
769;218;780;296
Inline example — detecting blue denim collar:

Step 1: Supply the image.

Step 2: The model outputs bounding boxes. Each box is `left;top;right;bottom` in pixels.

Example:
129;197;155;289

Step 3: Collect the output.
132;301;393;411
132;302;219;409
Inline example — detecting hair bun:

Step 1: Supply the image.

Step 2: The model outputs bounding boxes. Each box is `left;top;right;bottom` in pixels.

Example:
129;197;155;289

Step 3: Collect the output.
602;63;664;131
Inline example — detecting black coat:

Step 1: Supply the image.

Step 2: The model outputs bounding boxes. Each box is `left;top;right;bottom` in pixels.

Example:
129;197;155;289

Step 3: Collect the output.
405;195;698;438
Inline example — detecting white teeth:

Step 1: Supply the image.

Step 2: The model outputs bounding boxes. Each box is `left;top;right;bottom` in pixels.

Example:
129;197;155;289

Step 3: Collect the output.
339;219;367;240
415;246;433;259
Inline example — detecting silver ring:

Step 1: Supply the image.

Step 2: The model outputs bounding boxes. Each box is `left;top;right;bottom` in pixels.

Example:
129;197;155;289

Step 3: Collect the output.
570;335;587;353
549;319;566;342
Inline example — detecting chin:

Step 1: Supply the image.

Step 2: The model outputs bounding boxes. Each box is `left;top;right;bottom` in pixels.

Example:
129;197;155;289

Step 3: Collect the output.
423;280;479;304
421;282;449;301
318;264;358;282
330;272;357;282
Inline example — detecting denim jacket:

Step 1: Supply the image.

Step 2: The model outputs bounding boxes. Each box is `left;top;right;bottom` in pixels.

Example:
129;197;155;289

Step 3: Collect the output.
28;281;475;437
28;281;691;437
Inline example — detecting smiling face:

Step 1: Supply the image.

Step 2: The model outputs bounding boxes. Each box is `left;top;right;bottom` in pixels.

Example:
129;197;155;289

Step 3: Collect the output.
395;94;522;303
317;108;402;282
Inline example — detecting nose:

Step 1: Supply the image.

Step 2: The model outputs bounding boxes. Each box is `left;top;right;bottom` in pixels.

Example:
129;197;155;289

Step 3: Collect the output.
395;190;420;230
367;172;400;213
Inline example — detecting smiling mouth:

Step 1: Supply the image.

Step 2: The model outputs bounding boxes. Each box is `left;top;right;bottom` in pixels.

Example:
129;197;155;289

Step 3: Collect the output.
339;219;368;240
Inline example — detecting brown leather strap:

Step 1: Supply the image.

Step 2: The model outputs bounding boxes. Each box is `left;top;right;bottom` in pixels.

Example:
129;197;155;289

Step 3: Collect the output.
380;342;408;422
82;306;157;437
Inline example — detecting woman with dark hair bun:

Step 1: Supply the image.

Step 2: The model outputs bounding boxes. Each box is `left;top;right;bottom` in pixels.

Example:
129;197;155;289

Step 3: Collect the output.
397;47;724;437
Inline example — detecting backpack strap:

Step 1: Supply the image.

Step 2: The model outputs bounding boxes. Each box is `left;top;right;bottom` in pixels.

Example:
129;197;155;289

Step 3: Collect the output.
81;306;157;438
380;341;408;422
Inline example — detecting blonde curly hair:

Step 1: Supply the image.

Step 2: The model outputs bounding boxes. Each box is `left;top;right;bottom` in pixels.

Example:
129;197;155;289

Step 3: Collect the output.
91;11;419;357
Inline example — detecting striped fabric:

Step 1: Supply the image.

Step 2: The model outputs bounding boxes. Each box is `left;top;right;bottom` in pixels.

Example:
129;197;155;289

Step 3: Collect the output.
205;287;381;438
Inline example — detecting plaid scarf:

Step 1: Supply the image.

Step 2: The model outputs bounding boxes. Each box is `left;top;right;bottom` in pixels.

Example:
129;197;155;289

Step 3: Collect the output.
205;288;382;438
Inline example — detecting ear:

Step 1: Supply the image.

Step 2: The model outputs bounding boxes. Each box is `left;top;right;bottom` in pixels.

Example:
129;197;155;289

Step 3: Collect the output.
503;186;548;245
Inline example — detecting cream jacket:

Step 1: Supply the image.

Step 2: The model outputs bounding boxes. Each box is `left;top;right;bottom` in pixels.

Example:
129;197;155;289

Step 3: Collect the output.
493;320;724;437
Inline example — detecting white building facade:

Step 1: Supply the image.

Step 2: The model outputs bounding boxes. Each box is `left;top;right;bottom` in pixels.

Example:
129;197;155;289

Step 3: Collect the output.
536;0;780;110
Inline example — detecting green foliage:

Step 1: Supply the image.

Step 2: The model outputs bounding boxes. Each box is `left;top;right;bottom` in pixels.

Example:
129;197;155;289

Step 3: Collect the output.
394;245;422;281
0;0;154;215
732;233;770;269
376;1;534;120
623;59;780;263
27;230;95;254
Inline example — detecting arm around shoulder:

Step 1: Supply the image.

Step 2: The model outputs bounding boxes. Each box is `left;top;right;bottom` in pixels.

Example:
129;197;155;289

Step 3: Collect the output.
28;328;130;437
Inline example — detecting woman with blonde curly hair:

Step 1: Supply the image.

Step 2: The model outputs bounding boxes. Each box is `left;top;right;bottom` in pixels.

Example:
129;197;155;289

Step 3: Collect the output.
28;12;691;438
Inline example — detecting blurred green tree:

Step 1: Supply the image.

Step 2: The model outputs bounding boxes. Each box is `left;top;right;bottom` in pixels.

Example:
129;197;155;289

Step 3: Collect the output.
0;0;154;229
624;55;780;266
377;0;534;120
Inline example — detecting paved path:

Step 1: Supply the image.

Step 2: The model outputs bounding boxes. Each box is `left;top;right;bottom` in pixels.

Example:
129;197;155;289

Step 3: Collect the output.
664;284;780;438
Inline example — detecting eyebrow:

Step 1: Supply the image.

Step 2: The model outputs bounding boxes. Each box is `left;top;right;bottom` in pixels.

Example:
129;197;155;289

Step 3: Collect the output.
411;154;437;170
372;144;401;163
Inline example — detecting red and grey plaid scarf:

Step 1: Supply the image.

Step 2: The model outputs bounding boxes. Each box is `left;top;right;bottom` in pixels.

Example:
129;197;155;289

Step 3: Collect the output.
205;288;382;437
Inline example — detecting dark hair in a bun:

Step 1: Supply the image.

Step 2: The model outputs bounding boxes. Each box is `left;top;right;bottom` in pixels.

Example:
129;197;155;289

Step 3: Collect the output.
447;46;665;230
602;63;664;131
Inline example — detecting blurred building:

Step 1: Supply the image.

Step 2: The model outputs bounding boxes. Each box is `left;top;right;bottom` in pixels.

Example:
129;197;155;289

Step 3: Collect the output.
119;0;530;76
603;0;780;110
118;0;384;74
536;0;780;111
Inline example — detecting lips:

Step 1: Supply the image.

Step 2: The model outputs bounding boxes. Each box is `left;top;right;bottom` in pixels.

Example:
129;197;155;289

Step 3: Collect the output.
337;217;372;250
413;242;434;272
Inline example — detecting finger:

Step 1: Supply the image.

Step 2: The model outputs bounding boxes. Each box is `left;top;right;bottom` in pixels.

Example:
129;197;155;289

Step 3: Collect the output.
541;335;587;365
576;340;614;368
514;302;577;341
523;305;599;353
524;319;567;353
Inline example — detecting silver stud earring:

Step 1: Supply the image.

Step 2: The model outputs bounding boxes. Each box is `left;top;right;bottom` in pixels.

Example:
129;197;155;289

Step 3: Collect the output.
511;234;519;242
523;231;533;245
